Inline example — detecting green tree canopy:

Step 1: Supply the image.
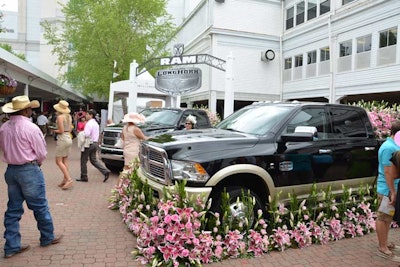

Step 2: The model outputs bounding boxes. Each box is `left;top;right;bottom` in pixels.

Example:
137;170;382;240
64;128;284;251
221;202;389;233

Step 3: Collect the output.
41;0;176;97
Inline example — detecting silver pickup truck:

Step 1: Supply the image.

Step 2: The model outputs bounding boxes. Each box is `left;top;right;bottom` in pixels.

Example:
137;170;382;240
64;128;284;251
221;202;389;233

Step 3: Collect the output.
99;107;212;171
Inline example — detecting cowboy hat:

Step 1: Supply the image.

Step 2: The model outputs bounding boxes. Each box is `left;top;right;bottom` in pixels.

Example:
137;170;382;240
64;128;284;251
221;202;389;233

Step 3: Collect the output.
1;95;40;113
122;112;146;124
53;100;71;114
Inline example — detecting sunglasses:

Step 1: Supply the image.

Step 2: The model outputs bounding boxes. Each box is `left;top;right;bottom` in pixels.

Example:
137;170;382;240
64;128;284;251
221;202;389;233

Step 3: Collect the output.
185;122;192;125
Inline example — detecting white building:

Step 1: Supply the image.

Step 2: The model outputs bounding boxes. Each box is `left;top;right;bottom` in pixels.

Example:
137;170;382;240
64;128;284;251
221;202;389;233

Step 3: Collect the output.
1;0;399;117
168;0;399;117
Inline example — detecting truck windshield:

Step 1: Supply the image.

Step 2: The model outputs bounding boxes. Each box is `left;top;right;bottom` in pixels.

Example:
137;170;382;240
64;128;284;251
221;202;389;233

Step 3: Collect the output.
143;109;180;126
217;105;292;135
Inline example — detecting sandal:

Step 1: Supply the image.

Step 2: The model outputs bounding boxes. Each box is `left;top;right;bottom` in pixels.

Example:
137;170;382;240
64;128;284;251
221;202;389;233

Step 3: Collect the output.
377;249;400;262
62;180;73;190
388;243;400;251
58;180;66;188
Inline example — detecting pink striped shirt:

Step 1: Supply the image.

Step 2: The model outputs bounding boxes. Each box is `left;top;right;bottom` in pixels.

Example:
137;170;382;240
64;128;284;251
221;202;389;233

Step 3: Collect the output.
0;115;47;165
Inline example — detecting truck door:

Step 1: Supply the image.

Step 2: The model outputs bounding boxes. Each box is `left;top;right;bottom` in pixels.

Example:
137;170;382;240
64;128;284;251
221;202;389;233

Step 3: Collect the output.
327;107;378;183
276;106;335;187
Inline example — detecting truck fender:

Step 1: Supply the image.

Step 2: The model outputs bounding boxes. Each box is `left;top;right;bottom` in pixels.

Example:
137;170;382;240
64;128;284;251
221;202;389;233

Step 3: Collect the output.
205;164;276;198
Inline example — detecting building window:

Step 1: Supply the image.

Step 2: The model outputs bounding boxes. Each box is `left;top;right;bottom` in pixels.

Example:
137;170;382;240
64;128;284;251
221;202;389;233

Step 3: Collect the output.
306;50;317;78
320;0;330;15
342;0;355;4
356;35;371;69
339;40;352;57
307;51;317;64
320;47;330;61
378;27;397;65
296;1;305;26
284;58;292;81
295;55;303;67
379;27;397;48
284;58;292;69
286;7;294;30
308;0;317;20
357;35;371;53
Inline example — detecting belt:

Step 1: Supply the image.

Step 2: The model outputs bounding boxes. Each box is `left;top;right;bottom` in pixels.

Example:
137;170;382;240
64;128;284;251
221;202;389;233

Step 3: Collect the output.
9;160;39;166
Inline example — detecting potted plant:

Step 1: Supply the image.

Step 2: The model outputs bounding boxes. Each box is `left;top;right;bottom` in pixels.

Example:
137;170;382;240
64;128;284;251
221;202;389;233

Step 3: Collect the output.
0;74;17;95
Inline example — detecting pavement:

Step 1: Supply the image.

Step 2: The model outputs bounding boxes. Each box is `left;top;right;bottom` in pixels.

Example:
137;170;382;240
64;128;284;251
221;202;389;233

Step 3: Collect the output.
0;135;399;266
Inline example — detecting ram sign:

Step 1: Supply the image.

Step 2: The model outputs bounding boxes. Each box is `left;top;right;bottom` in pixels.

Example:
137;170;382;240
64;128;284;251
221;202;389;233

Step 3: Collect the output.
155;68;202;96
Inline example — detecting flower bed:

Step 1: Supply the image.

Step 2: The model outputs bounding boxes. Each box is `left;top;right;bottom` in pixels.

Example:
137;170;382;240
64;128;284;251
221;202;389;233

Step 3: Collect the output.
109;163;378;267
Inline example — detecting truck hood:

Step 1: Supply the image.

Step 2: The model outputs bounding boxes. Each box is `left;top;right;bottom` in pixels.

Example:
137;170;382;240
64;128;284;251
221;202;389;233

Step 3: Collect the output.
146;128;260;161
104;122;176;136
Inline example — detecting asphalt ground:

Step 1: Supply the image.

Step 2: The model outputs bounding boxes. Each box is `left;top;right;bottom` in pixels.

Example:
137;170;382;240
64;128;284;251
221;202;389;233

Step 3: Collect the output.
0;135;399;267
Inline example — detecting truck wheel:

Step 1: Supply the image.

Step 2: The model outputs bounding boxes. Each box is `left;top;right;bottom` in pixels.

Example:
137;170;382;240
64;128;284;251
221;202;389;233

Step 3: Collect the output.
210;187;265;229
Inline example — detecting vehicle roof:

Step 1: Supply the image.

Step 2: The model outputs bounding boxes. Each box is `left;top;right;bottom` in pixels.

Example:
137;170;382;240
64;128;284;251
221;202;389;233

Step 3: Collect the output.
248;101;365;109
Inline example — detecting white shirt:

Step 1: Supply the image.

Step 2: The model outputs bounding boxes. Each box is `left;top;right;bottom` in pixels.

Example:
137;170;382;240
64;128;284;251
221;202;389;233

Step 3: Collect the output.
37;114;48;126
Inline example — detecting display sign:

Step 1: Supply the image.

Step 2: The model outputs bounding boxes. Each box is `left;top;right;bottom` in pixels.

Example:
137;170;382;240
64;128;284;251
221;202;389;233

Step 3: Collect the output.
155;68;202;96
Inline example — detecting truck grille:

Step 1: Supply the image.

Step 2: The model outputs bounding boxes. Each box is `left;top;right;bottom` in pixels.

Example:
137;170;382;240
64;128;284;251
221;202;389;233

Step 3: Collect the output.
139;143;171;184
102;130;121;146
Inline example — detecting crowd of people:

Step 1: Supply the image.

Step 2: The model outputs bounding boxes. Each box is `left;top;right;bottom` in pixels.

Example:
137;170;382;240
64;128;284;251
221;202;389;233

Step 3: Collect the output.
0;94;202;259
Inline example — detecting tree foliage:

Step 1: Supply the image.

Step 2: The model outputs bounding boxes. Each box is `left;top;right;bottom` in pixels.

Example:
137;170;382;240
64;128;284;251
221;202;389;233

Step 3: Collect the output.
0;43;26;60
41;0;176;97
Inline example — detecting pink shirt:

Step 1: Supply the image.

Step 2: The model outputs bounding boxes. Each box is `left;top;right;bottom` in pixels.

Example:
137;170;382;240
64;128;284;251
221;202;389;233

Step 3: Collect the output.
84;118;100;142
0;115;47;165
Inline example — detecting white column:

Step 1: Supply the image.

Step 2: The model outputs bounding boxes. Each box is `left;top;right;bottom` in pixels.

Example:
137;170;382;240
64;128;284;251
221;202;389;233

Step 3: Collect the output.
107;82;114;120
128;60;138;113
224;52;234;119
24;84;29;96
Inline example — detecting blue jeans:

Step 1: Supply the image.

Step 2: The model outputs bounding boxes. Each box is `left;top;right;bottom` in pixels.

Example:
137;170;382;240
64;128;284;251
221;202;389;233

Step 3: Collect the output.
3;163;55;254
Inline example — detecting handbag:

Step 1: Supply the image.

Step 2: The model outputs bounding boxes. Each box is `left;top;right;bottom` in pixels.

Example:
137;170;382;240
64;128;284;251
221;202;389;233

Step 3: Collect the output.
114;138;124;148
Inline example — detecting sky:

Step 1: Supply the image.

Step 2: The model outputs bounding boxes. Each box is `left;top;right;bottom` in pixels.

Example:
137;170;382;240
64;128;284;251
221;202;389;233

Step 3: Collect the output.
0;1;17;12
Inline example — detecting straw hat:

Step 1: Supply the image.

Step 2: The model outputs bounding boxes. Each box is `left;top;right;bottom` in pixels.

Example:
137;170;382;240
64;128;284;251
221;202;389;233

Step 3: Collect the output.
53;100;71;114
122;112;146;124
1;95;40;113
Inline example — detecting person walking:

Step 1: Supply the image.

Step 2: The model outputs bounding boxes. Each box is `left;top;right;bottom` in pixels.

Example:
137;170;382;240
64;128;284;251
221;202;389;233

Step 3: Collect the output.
76;109;110;183
36;111;49;137
0;95;62;259
52;100;74;190
376;120;400;262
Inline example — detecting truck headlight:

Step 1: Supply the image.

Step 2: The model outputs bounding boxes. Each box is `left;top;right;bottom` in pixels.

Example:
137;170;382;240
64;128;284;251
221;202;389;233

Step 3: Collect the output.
170;160;209;182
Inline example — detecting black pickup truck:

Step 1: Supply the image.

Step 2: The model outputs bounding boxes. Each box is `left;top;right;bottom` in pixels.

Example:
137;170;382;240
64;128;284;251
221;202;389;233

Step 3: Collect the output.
100;107;212;171
138;102;380;225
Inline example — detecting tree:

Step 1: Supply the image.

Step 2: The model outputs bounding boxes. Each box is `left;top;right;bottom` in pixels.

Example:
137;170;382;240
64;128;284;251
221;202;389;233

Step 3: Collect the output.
41;0;176;97
0;43;26;60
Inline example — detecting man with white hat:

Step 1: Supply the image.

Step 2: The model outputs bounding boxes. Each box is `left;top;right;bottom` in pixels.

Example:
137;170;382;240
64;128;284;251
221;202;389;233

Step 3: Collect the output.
0;95;63;259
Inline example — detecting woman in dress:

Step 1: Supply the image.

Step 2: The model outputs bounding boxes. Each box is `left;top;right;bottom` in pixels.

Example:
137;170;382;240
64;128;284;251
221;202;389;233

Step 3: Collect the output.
120;112;148;170
52;100;74;190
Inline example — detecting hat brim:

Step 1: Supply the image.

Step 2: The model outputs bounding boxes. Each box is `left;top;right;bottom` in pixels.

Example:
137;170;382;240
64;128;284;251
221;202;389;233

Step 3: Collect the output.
1;100;40;113
53;104;71;114
122;118;145;124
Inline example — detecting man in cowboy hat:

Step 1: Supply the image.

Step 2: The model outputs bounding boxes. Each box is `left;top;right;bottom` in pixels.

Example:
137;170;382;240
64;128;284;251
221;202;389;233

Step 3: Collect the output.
0;95;63;259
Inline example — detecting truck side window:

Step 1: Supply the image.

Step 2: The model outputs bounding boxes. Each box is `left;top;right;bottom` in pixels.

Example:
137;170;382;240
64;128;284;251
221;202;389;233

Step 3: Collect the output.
330;108;366;138
285;107;329;139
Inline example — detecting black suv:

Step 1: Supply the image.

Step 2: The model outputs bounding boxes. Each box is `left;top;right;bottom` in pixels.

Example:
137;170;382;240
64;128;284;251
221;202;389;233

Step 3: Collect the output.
100;107;212;171
138;102;380;225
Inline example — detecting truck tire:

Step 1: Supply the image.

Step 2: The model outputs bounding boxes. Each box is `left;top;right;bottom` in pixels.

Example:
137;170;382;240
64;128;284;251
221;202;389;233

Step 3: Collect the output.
210;186;265;229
